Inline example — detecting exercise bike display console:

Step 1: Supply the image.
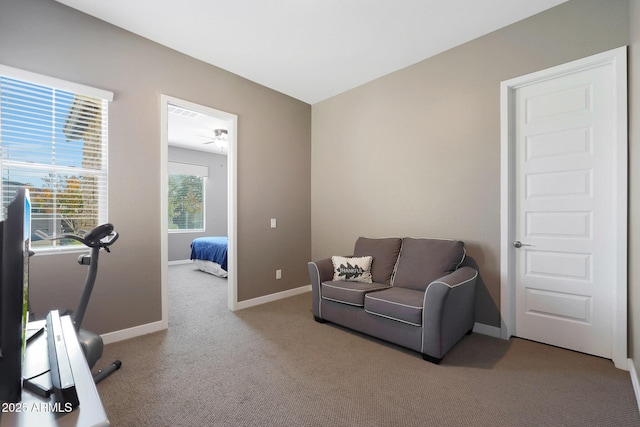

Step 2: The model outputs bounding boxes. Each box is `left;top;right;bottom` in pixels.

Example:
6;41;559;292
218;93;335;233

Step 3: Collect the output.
35;223;122;384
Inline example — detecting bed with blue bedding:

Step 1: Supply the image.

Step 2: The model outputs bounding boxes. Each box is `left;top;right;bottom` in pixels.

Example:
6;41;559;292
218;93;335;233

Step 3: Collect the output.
190;236;228;277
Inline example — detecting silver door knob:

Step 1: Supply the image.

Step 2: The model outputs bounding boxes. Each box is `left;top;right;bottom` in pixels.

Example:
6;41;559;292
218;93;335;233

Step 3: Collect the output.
513;241;532;248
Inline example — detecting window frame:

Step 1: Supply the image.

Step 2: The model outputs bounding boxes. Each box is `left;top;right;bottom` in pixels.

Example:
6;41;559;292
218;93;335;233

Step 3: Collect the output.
0;65;113;253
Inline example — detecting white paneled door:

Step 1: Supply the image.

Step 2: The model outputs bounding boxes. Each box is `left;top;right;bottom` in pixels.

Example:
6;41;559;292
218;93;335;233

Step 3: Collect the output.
502;47;627;365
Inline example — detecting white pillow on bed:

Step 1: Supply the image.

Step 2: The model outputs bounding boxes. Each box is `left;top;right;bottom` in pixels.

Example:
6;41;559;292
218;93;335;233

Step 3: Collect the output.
331;256;373;283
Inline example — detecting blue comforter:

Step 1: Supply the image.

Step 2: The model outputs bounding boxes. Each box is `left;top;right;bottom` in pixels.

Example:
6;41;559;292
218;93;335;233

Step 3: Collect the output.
190;236;228;271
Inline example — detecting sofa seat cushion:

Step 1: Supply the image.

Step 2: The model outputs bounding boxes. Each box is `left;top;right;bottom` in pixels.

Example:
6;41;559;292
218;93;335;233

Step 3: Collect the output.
321;281;390;306
364;287;424;326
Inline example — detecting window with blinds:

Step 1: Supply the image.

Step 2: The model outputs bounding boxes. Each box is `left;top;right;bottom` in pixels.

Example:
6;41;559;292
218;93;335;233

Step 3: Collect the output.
0;65;112;250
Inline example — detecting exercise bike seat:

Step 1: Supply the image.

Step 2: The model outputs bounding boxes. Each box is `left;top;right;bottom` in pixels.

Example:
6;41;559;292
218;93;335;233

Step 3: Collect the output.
83;223;114;247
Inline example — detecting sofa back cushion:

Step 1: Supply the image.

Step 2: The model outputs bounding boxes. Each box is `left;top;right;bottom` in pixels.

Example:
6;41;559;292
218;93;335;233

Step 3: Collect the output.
392;238;465;291
353;237;402;285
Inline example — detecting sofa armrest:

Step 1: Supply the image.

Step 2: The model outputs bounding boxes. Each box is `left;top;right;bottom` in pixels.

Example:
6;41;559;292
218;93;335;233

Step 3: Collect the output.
422;266;478;361
308;258;334;287
308;258;335;319
429;266;477;289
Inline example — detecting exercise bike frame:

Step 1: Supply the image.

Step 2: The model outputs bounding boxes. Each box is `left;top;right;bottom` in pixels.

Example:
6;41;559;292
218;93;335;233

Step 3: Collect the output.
36;223;118;331
35;223;121;383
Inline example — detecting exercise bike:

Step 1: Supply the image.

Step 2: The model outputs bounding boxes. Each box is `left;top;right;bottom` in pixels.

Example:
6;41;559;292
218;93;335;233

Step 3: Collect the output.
36;223;122;384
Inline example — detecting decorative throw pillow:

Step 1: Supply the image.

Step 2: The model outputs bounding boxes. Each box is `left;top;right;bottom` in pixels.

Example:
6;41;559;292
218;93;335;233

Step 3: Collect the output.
331;256;373;283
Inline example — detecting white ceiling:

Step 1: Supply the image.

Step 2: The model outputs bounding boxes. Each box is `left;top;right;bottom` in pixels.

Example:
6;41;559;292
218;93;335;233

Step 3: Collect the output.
167;104;231;155
54;0;568;105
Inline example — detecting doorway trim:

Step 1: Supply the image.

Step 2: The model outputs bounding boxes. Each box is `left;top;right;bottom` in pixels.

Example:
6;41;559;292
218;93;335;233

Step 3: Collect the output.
499;46;628;369
160;94;238;322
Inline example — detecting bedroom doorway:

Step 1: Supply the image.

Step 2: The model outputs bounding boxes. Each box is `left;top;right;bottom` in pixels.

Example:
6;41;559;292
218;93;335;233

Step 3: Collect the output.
160;95;238;321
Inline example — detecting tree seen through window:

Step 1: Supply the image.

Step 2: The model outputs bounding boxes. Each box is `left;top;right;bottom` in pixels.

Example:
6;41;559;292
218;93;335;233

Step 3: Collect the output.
168;174;204;231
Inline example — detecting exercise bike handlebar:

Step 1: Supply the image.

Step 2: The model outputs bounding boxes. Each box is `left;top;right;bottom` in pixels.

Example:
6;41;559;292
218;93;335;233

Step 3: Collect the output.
35;223;119;250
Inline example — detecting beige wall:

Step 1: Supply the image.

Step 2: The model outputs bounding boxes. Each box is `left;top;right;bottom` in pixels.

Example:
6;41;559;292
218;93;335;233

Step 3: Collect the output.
0;0;311;334
311;0;630;327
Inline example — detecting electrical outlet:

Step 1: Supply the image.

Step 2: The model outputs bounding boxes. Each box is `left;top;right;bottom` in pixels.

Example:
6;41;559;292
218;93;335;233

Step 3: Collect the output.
270;218;277;228
276;269;282;279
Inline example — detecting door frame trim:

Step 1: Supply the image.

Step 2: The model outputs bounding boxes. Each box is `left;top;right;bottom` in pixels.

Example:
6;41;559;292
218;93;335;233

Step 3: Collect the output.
499;46;628;369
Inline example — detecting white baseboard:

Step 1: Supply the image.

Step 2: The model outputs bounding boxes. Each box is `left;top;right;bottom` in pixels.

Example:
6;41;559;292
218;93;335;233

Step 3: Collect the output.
168;259;192;266
629;358;640;416
236;284;312;310
101;319;168;345
473;322;502;338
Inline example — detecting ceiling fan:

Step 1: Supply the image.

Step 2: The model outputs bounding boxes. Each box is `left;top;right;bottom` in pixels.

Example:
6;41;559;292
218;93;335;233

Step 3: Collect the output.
202;128;228;144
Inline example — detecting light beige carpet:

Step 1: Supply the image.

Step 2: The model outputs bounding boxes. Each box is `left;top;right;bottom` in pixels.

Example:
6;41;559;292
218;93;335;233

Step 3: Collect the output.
96;264;640;426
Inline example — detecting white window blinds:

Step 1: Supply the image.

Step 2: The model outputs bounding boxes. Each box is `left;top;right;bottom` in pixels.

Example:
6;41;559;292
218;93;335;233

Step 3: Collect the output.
0;65;113;249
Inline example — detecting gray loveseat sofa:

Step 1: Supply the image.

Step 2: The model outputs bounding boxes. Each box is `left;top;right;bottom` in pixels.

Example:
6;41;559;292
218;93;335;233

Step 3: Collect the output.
308;237;478;363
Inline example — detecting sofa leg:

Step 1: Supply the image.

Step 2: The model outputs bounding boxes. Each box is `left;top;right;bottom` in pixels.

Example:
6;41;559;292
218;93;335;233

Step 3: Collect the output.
313;315;327;323
422;353;442;364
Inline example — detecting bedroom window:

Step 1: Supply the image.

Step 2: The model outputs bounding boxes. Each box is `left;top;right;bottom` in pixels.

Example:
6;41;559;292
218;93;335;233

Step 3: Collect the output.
168;162;207;232
0;65;113;251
